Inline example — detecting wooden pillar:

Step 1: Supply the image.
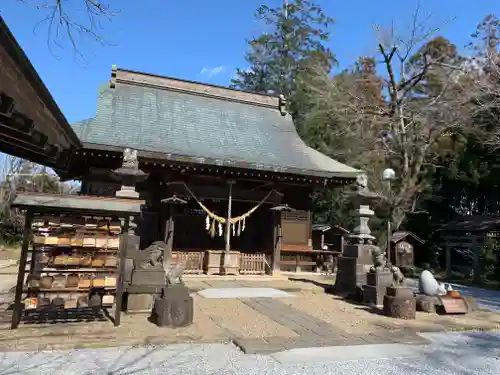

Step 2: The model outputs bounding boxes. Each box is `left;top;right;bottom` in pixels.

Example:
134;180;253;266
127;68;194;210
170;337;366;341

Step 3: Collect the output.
272;211;282;274
114;216;129;327
164;204;175;271
161;194;186;271
224;181;234;254
222;181;235;274
11;209;33;329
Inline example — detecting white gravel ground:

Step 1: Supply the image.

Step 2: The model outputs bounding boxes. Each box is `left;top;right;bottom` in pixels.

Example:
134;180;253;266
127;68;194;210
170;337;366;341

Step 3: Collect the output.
0;331;498;375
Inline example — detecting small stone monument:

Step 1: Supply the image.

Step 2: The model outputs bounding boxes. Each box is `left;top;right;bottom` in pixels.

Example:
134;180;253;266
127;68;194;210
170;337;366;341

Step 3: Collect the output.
151;264;194;328
334;174;381;297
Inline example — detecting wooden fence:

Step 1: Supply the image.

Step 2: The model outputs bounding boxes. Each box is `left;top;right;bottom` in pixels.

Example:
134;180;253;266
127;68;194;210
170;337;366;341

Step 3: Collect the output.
239;253;267;275
172;251;204;274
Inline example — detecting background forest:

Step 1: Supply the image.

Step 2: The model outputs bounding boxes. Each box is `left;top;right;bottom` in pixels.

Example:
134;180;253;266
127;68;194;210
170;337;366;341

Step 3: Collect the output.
229;1;500;282
1;0;500;284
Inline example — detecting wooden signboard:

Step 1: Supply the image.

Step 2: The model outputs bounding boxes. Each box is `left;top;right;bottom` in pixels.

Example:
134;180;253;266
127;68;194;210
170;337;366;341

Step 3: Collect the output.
439;296;468;314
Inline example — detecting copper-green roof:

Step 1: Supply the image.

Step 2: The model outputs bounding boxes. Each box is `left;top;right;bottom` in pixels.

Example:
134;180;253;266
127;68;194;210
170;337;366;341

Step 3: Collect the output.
72;68;360;180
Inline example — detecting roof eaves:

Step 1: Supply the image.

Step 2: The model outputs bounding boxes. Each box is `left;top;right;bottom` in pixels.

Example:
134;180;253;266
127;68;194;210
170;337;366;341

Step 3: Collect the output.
0;16;82;148
80;142;358;180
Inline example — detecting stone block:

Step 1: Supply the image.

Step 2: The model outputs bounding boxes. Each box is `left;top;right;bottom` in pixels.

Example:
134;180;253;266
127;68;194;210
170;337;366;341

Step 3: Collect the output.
127;293;154;313
383;294;416;320
334;257;370;297
366;271;393;287
363;285;385;306
342;244;373;264
127;285;163;294
131;269;165;286
363;271;393;305
386;286;414;298
151;289;194;328
416;294;437;313
162;284;190;299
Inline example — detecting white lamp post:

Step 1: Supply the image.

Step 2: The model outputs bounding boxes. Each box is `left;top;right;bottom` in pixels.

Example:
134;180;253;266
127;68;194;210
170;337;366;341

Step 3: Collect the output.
382;168;396;264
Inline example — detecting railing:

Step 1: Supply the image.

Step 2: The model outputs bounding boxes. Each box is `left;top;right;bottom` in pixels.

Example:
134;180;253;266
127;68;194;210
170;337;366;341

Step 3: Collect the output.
172;251;204;274
239;253;266;275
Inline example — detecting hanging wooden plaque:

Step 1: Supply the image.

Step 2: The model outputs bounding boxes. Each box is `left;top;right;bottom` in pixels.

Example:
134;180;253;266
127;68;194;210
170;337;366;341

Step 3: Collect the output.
439;296;468;314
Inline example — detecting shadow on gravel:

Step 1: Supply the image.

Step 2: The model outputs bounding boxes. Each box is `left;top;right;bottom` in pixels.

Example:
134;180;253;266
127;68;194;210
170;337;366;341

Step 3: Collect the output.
0;343;235;375
286;277;335;294
400;332;500;374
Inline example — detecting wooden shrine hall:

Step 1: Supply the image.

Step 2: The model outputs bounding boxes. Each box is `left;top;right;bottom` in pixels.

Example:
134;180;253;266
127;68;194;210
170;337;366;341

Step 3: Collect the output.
0;16;361;275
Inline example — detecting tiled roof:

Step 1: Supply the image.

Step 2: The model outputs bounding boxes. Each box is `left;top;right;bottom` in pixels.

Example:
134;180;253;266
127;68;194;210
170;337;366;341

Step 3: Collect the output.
72;68;360;179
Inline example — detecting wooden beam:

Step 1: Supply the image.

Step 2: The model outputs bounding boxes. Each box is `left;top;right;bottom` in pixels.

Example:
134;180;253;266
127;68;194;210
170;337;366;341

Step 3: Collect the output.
167;183;282;204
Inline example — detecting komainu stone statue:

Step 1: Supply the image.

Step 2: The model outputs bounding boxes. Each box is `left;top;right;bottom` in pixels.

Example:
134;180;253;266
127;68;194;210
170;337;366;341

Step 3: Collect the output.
122;148;139;169
136;241;164;269
166;263;185;285
369;245;388;273
391;266;405;286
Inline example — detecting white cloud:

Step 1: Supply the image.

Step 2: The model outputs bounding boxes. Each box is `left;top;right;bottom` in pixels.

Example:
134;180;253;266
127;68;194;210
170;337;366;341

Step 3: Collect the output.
199;65;227;78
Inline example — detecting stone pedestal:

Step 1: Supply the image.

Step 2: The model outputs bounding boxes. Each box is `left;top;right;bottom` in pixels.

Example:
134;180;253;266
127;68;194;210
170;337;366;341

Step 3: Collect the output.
383;293;416;320
362;271;393;306
127;268;166;313
131;269;166;286
116;185;140;199
151;284;194;327
334;244;372;297
127;294;155;314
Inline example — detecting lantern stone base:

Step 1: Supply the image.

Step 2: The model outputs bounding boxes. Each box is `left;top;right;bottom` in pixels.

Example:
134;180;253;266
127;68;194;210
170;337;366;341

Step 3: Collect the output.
115;185;140;199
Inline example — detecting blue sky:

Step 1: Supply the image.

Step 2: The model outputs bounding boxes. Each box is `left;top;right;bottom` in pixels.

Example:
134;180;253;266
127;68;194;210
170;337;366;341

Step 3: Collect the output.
1;0;498;125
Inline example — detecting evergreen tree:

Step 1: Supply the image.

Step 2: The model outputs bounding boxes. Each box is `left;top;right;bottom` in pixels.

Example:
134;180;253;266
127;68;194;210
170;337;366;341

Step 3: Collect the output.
232;0;335;132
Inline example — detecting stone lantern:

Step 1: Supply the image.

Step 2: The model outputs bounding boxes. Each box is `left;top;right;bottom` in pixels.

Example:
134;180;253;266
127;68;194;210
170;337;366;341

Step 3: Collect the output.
334;174;381;297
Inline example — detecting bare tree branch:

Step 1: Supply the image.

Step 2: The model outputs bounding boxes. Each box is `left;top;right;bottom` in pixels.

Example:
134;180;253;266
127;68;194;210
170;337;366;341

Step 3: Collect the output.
303;4;470;243
16;0;120;61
